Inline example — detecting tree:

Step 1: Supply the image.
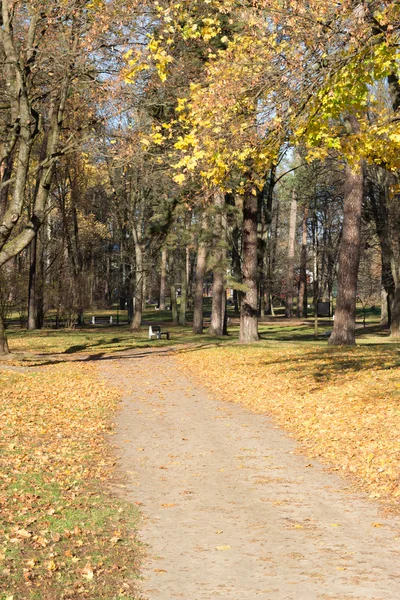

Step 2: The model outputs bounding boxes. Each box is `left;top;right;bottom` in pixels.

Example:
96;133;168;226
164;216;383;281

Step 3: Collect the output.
0;0;117;352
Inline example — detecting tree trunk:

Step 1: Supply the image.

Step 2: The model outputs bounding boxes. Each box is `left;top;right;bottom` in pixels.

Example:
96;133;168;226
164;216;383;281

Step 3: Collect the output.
127;298;134;323
266;198;280;316
209;193;226;336
142;271;147;312
297;205;308;318
257;185;266;318
131;238;143;331
367;176;395;329
285;189;297;318
239;193;259;343
231;224;242;315
390;286;400;337
27;235;38;330
193;230;208;335
36;233;45;329
381;287;388;325
0;315;9;355
170;284;178;325
329;161;363;346
209;269;225;336
179;254;188;326
159;247;167;310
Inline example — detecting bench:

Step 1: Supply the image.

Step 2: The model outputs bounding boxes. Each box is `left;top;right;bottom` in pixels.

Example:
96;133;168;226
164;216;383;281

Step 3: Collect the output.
148;325;170;340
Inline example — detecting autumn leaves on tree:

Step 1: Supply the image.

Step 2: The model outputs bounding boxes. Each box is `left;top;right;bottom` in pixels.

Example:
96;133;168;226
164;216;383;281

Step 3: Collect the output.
0;1;400;350
129;0;400;344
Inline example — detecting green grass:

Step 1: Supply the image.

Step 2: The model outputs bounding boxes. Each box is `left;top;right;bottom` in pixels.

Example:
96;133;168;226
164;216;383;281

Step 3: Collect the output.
4;302;393;362
1;474;141;598
0;363;142;599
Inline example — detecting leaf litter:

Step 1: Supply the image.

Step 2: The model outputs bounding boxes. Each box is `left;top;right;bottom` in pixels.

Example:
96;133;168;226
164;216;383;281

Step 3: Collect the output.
178;343;400;508
0;361;141;599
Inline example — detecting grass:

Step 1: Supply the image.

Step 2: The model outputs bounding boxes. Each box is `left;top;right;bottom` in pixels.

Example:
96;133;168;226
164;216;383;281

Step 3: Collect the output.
0;363;142;599
4;301;391;360
178;337;400;508
1;305;399;597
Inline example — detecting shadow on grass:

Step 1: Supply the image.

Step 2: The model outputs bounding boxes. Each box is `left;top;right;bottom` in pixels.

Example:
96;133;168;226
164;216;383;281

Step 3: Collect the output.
24;342;231;368
7;318;399;384
256;342;400;384
64;344;88;354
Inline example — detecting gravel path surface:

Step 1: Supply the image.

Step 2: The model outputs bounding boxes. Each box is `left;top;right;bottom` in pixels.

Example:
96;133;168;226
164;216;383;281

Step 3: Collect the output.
102;350;400;600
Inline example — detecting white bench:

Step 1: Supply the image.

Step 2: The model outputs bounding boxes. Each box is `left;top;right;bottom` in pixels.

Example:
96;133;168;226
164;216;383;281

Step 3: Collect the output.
148;325;170;340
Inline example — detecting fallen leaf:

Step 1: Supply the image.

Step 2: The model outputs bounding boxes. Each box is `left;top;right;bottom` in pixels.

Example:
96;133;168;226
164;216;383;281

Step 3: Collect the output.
81;564;94;580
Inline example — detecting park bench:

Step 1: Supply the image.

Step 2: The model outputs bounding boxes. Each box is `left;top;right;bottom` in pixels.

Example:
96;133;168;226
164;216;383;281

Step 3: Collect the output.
148;325;170;340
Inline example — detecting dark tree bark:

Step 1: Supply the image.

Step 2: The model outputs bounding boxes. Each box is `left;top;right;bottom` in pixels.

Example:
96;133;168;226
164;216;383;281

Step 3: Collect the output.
387;70;400;335
329;161;363;346
27;235;38;330
391;289;400;337
170;284;178;325
239;192;259;343
297;204;308;318
285;189;297;318
0;314;9;355
231;224;242;315
179;253;188;326
36;238;45;329
367;177;395;329
159;247;167;310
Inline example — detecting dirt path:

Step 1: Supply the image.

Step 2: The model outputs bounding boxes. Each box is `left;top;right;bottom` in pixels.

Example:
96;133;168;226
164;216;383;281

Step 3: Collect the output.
102;351;400;600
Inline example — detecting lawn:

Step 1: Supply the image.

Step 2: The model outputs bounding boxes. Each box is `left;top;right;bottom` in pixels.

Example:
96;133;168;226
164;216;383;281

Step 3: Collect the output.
1;309;399;598
178;337;400;508
0;362;142;599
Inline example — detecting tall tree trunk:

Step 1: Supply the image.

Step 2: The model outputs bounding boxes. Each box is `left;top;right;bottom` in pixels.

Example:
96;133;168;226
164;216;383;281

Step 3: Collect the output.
367;176;395;329
209;193;226;336
381;287;388;325
231;224;242;315
170;284;178;325
159;247;167;310
193;220;208;334
209;269;225;336
313;226;319;340
36;234;45;329
257;188;266;318
266;198;280;316
27;235;38;330
329;161;363;346
390;278;400;337
239;193;259;343
131;236;143;331
285;189;297;318
186;246;192;309
297;204;308;318
179;253;188;326
127;298;134;323
0;314;9;355
142;271;147;312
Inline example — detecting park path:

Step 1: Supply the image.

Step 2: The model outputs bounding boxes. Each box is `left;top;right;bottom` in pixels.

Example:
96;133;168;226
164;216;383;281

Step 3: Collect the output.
102;349;400;600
